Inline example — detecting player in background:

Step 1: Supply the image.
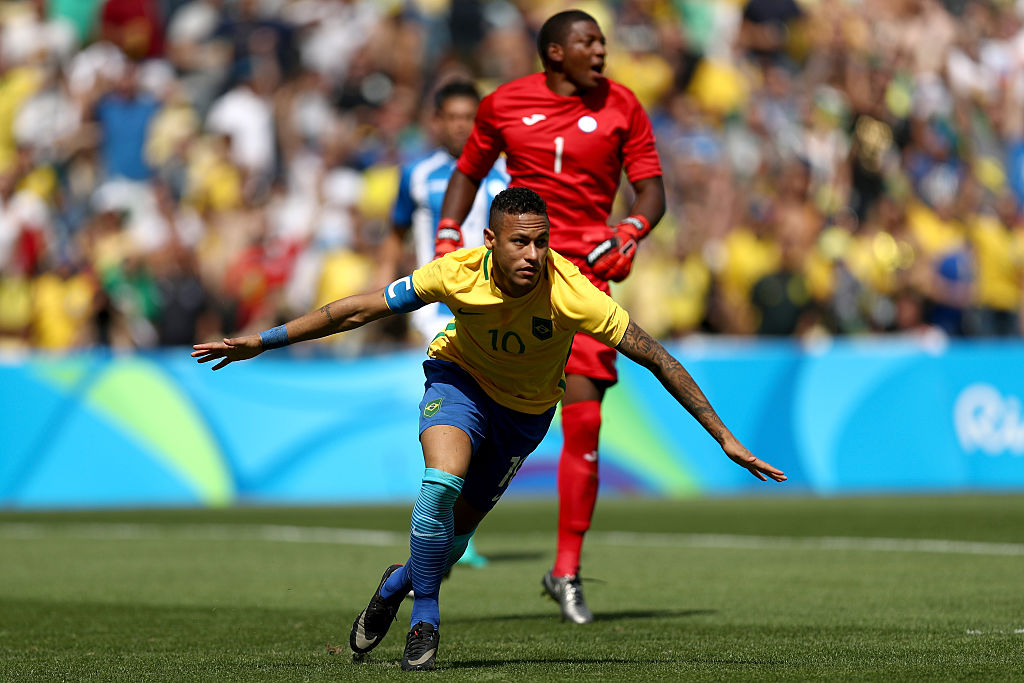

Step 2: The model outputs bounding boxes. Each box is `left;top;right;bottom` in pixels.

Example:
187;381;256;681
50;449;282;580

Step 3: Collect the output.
192;187;786;671
379;79;509;569
437;9;666;623
379;80;509;347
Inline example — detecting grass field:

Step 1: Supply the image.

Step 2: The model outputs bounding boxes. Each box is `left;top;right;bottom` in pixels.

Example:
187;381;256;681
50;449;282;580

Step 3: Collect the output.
2;495;1023;681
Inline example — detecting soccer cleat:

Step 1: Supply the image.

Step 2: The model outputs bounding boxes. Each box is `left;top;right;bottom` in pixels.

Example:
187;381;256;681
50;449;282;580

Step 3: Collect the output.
350;564;405;655
401;621;440;671
455;538;488;568
542;571;594;624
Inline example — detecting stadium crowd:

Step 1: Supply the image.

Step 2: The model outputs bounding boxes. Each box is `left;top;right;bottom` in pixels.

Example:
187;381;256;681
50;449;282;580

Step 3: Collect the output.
1;0;1023;354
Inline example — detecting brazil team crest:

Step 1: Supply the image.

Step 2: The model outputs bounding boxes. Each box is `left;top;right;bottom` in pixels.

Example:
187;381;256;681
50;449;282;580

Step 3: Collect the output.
423;398;443;417
532;316;553;340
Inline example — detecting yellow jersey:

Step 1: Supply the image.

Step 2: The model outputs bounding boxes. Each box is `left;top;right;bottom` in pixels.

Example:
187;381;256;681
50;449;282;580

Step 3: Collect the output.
387;247;630;414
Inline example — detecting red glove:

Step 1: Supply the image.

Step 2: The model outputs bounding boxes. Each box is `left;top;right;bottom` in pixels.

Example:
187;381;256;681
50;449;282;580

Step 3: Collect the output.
434;218;464;259
586;215;652;282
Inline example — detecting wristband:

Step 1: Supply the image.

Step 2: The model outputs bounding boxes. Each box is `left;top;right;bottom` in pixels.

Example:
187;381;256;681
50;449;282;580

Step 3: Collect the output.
620;214;651;239
259;324;290;350
436;218;462;242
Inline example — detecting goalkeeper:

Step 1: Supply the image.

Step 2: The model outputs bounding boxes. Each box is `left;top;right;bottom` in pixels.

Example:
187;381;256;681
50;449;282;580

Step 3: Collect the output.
192;188;786;672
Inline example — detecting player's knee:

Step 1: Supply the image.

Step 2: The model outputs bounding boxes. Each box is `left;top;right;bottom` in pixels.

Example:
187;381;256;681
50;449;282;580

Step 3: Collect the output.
564;515;592;534
562;399;602;435
413;468;464;518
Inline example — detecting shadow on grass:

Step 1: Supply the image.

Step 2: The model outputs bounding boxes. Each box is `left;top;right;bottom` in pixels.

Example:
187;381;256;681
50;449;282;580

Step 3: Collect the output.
439;652;784;671
442;657;684;669
447;608;716;624
462;550;546;563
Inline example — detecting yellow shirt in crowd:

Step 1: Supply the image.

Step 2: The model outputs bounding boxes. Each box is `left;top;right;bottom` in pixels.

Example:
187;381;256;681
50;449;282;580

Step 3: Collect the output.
969;213;1022;312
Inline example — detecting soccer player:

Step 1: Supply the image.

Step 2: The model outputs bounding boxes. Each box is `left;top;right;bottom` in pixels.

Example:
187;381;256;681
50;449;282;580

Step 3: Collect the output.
380;79;509;569
192;187;786;671
437;9;666;623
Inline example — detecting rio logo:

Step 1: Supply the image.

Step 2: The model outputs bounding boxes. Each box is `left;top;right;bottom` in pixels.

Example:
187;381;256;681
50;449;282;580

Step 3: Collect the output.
954;384;1024;456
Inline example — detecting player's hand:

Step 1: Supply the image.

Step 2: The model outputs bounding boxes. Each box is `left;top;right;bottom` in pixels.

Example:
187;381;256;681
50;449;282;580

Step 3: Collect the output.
434;218;464;259
720;437;787;482
586;216;650;282
191;335;263;371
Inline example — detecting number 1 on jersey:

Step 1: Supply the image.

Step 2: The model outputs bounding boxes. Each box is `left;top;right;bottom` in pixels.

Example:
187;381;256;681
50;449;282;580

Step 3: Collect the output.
553;136;564;174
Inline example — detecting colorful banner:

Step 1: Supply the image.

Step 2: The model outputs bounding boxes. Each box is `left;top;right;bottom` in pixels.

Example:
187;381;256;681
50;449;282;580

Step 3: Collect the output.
2;338;1023;509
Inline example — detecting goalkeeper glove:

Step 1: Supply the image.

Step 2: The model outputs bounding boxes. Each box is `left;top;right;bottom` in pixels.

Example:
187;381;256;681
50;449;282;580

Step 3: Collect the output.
434;218;464;259
585;215;651;282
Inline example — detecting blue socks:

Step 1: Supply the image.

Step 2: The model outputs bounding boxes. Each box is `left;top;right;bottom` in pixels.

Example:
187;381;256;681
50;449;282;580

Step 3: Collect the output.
379;530;475;602
445;531;473;574
378;468;464;629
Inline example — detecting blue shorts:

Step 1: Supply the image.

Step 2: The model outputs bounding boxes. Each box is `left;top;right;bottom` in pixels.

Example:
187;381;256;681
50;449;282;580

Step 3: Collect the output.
418;359;555;513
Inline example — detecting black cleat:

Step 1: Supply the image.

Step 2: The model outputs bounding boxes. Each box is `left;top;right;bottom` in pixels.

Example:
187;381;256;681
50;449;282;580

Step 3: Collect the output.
401;621;439;671
542;571;594;624
350;564;405;655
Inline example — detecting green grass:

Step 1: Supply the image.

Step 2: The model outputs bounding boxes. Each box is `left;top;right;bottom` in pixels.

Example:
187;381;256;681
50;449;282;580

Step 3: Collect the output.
2;495;1023;681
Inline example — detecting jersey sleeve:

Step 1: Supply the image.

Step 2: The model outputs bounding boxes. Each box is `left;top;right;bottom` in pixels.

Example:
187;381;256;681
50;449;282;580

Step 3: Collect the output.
559;265;631;348
409;257;450;305
390;162;415;229
456;93;504;183
620;91;663;183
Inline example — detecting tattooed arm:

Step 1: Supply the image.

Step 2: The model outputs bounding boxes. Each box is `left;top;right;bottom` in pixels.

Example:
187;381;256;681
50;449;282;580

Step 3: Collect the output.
616;321;787;482
191;290;393;370
279;290;394;344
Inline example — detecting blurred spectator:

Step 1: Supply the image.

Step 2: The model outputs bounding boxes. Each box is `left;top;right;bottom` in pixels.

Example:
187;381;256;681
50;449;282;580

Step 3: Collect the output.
100;0;165;59
93;61;160;182
965;190;1023;336
205;58;276;197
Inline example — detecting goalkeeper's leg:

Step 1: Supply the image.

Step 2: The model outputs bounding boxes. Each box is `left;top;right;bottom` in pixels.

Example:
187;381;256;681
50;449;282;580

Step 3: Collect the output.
553;397;602;579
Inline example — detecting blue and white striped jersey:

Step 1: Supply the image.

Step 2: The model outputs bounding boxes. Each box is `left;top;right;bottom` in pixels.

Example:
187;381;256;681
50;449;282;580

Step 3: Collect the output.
392;149;508;269
392;149;508;340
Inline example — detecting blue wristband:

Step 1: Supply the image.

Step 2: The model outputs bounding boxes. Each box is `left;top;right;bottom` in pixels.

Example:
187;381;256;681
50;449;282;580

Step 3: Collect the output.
259;324;290;350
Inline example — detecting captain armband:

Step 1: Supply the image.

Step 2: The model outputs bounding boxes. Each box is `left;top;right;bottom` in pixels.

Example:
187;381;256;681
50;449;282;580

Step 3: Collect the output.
385;275;427;313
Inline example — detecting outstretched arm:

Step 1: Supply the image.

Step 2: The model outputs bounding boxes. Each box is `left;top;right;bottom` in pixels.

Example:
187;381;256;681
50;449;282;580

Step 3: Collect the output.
191;289;394;370
616;321;786;482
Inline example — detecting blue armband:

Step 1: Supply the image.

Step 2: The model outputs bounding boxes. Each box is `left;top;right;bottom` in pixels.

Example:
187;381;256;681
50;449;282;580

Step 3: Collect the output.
385;275;426;313
259;324;290;350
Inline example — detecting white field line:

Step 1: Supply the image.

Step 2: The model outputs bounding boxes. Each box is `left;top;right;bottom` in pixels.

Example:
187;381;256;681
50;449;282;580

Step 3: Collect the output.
590;531;1024;557
1;522;1024;557
0;522;407;547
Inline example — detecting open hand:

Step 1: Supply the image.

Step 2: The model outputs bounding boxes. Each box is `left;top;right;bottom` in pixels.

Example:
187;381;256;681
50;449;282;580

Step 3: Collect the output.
191;335;262;370
721;438;787;482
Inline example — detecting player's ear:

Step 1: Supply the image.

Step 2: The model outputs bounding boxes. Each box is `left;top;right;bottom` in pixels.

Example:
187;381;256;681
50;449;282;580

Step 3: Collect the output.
546;42;564;66
483;227;496;249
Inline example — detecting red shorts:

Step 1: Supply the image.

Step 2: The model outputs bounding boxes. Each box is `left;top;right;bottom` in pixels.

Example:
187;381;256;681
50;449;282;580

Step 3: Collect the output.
566;331;618;384
562;255;618;384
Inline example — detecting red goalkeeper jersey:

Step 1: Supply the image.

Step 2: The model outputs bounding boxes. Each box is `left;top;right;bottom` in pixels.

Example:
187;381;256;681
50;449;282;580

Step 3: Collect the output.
456;73;662;261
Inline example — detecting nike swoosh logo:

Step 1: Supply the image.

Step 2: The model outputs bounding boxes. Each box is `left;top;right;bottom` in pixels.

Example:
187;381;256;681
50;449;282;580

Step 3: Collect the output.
354;612;377;650
583;450;598;462
522;114;546;126
456;307;483;315
407;646;436;666
411;528;442;538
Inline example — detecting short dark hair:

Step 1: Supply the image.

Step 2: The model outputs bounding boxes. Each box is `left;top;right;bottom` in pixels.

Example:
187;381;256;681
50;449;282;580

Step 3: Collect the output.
489;186;548;229
434;80;479;110
536;10;598;65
